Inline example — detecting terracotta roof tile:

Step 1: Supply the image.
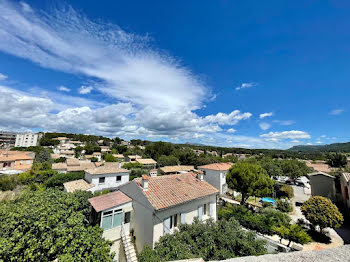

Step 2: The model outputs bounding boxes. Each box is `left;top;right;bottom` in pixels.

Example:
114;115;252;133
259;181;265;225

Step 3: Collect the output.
64;179;94;193
86;163;129;175
89;191;132;212
136;158;157;165
198;162;233;171
134;173;218;210
159;165;194;173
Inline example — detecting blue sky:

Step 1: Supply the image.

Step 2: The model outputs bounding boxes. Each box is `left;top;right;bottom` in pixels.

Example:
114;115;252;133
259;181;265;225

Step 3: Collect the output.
0;0;349;149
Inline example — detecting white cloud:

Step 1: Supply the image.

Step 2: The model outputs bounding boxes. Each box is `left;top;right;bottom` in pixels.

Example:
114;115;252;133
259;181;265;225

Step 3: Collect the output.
204;110;252;125
259;112;273;119
329;109;344;115
259;122;271;130
58;85;70;92
290;140;300;143
227;128;236;133
316;141;323;144
79;85;93;94
260;130;311;140
0;73;7;80
235;82;256;91
273;120;295;126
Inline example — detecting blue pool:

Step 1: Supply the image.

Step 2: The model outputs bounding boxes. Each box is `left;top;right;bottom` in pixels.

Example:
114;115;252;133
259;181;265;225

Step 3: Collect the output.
260;197;276;206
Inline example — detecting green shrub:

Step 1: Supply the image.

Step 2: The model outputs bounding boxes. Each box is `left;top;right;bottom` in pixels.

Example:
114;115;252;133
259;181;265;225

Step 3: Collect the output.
0;175;17;191
276;198;292;213
277;185;294;199
104;154;117;162
45;171;85;188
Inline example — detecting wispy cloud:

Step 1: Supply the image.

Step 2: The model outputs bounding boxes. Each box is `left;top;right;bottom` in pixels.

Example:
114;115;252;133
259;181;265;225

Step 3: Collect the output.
329;109;344;115
58;85;70;92
259;112;273;119
273;120;295;126
79;85;93;94
259;122;271;130
0;72;7;80
260;130;311;140
227;128;236;133
235;82;256;91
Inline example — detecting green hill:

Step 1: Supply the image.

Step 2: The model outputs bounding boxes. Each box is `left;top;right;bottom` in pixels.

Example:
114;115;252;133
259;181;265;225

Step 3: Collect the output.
289;142;350;153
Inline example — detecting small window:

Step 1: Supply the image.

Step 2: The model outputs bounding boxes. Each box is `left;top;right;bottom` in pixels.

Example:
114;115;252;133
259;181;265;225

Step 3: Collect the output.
99;177;105;184
124;211;131;223
203;204;207;215
116;176;121;182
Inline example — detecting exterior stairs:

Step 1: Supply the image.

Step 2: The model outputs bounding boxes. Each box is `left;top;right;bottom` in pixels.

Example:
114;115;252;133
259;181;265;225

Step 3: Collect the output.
121;226;138;262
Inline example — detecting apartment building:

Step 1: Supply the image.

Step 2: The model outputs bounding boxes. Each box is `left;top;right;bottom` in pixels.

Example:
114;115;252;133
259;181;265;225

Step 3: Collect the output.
0;131;17;148
15;133;43;147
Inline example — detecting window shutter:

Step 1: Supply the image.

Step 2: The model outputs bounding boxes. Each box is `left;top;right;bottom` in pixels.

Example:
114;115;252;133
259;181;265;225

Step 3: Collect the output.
209;202;214;217
163;217;170;235
180;213;186;224
198;206;203;221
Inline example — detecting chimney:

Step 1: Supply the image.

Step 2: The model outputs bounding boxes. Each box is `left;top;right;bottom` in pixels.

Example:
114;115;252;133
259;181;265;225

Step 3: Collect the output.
141;175;150;191
197;170;204;181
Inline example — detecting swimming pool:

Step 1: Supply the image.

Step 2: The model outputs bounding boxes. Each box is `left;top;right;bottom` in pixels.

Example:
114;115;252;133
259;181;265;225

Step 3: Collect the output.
260;197;276;206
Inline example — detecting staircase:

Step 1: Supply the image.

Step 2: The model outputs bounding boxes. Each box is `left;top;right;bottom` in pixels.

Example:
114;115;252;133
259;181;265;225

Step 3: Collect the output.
121;225;138;262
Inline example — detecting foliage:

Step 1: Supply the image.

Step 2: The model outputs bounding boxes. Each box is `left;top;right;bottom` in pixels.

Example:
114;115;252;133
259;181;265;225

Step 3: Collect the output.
0;175;17;191
104;154;117;162
93;189;112;197
90;157;98;162
123;162;144;169
39;137;60;146
258;157;282;178
74;146;84;158
280;159;311;180
45;171;85;188
138;218;266;262
44;132;111;144
301;196;343;232
157;155;180;166
327;152;347;168
145;141;176;160
35;147;52;163
273;224;311;246
84;143;101;154
54;157;67;163
226;162;274;204
276;184;294;199
276;198;292;213
218;204;291;236
176;149;198;166
0;189;113;261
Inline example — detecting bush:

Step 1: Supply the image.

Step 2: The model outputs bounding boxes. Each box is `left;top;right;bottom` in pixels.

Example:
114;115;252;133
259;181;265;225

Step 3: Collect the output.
104;154;117;162
277;185;294;199
45;171;85;188
138;218;266;262
276;198;292;213
273;224;311;246
0;175;17;191
123;162;144;169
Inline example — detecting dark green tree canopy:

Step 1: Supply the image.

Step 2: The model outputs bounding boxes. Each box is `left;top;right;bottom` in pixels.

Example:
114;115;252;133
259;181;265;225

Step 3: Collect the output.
327;152;347;168
226;162;274;204
157;155;180;166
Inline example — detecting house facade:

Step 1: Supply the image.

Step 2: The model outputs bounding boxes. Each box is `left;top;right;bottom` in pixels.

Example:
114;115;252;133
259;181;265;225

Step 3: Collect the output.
14;132;43;147
85;163;130;193
0;150;35;173
307;172;336;200
119;173;218;252
198;163;233;195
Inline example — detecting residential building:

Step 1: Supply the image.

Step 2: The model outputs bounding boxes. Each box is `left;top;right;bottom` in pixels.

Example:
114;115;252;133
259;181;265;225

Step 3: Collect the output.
307;172;336;200
126;155;141;162
159;165;195;175
100;146;111;153
198;162;233;195
85;163;130;193
14;132;43;147
112;154;125;161
222;153;233;158
63;179;94;193
52;137;69;145
135;158;157;169
89;191;134;261
340;173;350;215
52;158;97;173
0;131;17;148
0;150;35;173
119;173;218;252
192;149;204;156
59;150;75;159
149;169;158;177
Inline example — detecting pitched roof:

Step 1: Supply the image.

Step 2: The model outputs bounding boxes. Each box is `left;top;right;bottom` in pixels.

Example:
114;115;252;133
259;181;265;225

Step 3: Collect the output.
89;191;132;212
159;165;194;173
198;162;233;171
0;150;35;162
307;172;335;179
52;162;67;170
64;179;94;193
66;158;80;166
134;173;218;210
60;150;74;154
342;173;350;182
136;158;157;165
86;163;129;175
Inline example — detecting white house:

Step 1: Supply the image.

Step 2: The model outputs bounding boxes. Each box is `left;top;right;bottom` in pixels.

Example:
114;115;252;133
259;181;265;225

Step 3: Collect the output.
88;191;134;261
85;163;130;193
15;132;43;147
198;162;234;195
119;172;219;252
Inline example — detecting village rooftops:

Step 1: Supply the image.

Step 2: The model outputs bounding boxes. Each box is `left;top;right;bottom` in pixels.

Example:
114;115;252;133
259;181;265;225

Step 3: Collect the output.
159;165;194;174
86;163;129;175
89;191;132;212
64;179;94;193
66;158;80;166
198;162;233;171
136;158;157;165
53;137;68;140
0;150;35;161
134;173;218;210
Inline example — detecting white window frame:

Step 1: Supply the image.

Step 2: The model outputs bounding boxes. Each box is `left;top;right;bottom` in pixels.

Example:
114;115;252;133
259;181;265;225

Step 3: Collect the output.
100;208;123;229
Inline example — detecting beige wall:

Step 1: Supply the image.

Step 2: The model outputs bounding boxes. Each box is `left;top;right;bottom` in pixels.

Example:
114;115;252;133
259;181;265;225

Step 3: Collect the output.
309;174;336;200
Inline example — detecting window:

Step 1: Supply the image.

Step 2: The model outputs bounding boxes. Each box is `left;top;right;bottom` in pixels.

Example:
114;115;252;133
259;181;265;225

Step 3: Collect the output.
124;211;131;223
99;177;105;184
203;203;207;215
164;214;179;234
116;176;122;182
101;209;122;230
198;205;203;221
180;213;186;224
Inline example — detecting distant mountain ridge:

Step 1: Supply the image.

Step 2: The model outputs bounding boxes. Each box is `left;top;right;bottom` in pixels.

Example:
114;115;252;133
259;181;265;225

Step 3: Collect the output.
289;142;350;152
